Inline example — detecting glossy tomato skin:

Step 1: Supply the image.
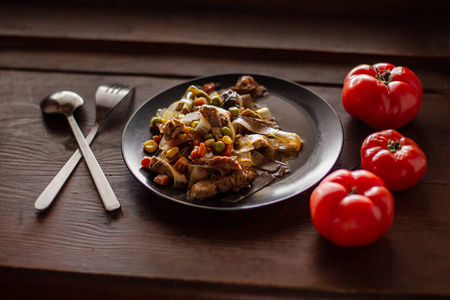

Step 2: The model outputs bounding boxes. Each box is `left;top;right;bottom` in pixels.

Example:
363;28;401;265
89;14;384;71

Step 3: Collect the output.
310;169;394;247
361;129;427;191
342;63;422;131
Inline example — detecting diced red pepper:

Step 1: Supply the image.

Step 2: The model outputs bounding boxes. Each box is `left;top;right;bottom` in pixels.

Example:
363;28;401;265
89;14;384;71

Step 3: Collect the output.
190;142;207;160
198;143;207;157
222;144;232;157
154;174;170;185
153;134;162;144
203;82;215;94
141;156;152;168
193;97;208;106
174;156;189;172
190;146;200;160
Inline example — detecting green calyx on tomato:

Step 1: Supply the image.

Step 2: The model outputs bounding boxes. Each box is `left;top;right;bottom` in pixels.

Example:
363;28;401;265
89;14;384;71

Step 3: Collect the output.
387;139;401;153
361;129;427;191
372;65;392;85
310;169;394;247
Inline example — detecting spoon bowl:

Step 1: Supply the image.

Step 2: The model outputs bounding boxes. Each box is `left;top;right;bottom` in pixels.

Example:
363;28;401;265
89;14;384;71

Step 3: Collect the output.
40;91;84;116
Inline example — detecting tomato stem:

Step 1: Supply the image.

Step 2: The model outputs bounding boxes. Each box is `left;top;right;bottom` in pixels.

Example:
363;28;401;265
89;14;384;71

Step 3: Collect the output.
387;139;401;153
372;66;392;85
348;186;358;195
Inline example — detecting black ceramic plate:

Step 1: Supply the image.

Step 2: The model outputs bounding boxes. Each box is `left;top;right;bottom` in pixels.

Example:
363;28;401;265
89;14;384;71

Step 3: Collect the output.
122;74;343;210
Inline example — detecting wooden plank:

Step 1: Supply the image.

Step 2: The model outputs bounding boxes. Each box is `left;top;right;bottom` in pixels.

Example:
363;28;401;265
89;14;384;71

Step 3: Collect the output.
1;70;449;297
19;0;448;18
0;2;449;63
1;49;449;94
0;268;417;300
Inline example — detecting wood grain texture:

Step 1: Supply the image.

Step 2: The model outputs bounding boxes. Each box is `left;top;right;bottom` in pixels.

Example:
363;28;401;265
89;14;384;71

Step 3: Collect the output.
0;2;449;299
1;70;449;299
1;2;448;94
1;49;449;95
0;2;449;66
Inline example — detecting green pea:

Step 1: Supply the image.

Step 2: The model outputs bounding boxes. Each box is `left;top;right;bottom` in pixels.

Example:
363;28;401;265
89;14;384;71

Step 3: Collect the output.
205;133;214;140
151;116;163;127
211;95;223;107
220;126;233;137
213;141;226;153
228;106;240;118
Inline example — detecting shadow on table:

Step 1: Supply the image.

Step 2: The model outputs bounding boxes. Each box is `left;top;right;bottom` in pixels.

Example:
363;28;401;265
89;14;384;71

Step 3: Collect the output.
312;234;396;291
132;182;314;241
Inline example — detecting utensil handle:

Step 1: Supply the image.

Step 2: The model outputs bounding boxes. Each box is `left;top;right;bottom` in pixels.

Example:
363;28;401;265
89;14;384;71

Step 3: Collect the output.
66;115;120;212
34;123;100;211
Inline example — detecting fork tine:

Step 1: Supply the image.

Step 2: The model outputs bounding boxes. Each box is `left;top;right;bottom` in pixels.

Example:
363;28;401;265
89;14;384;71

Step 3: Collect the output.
103;84;133;95
106;86;117;94
97;84;134;100
104;84;121;94
95;84;135;115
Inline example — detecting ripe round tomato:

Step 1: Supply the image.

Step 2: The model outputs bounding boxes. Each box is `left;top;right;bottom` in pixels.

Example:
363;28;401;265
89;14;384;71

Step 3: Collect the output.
342;63;423;130
361;129;427;191
310;169;394;247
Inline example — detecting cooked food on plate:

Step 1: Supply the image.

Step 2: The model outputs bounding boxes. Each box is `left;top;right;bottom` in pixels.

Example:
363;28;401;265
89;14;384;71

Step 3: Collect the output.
141;76;302;201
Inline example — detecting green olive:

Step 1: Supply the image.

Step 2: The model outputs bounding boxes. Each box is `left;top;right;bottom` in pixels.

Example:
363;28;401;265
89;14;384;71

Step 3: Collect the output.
213;141;226;153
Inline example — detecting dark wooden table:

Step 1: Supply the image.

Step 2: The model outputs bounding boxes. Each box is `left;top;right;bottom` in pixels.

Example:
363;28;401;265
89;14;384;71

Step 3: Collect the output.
1;1;449;299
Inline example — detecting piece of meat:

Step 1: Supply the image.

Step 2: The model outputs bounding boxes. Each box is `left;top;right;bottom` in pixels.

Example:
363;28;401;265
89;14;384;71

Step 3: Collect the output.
231;75;266;99
233;169;256;189
189;169;256;200
199;105;221;127
144;156;173;178
193;156;242;170
162;118;184;139
210;127;223;140
240;108;262;119
189;180;216;200
220;89;241;109
219;113;229;127
250;115;281;130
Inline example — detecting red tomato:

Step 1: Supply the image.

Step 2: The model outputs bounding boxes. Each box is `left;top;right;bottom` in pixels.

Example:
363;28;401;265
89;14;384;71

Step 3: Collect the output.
310;169;394;247
342;63;422;130
361;129;427;191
